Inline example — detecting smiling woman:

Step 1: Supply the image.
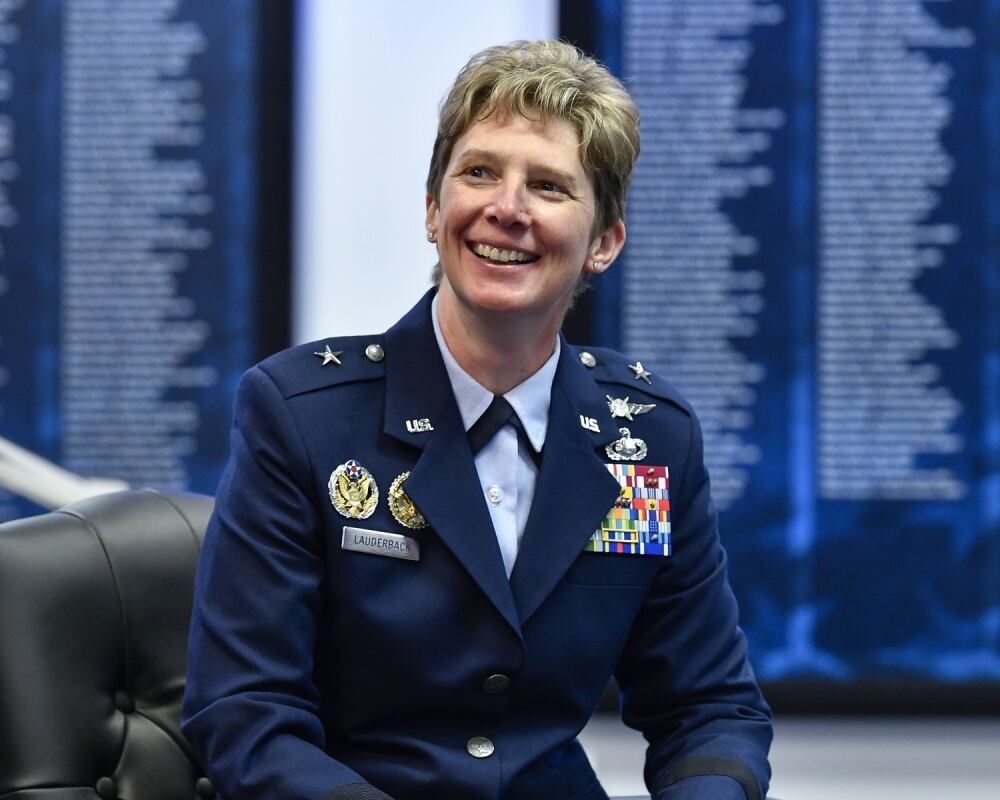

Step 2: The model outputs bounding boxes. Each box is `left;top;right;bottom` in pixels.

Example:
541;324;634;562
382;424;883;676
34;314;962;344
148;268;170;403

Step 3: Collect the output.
182;40;774;800
429;113;625;392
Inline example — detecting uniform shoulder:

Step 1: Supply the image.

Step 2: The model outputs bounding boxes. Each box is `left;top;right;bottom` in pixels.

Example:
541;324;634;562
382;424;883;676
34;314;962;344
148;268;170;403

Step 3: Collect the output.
256;334;387;399
570;343;693;416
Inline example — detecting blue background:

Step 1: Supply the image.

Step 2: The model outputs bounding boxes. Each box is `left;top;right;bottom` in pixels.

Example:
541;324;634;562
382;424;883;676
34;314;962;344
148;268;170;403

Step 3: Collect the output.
580;0;1000;685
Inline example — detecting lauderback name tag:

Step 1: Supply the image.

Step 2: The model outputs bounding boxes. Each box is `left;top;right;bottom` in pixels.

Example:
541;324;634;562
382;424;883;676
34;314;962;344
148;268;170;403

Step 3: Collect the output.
584;463;671;556
342;526;420;561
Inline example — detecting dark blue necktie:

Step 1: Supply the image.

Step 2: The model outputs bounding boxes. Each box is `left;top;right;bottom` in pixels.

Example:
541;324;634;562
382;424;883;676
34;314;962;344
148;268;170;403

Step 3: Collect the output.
467;395;542;467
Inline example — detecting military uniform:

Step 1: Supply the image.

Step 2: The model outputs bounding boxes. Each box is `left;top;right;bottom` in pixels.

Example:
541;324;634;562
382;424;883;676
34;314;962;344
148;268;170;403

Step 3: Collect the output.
182;290;772;800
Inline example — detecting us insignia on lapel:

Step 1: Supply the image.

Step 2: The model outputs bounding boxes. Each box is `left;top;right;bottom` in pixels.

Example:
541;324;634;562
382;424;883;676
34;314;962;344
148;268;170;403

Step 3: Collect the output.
329;459;379;520
584;464;671;556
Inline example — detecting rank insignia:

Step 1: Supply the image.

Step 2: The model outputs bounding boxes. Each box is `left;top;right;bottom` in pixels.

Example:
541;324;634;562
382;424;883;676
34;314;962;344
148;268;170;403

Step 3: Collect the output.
606;395;656;421
314;345;343;366
387;471;429;529
605;427;648;462
585;464;671;556
628;361;652;383
329;459;378;520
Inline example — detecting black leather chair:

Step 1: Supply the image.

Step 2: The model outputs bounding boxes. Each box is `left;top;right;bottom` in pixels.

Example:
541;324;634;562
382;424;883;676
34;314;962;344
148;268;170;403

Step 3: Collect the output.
0;489;214;800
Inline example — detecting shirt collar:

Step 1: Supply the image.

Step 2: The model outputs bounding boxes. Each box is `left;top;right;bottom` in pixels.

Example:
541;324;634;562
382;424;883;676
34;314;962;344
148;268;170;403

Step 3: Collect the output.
432;294;559;452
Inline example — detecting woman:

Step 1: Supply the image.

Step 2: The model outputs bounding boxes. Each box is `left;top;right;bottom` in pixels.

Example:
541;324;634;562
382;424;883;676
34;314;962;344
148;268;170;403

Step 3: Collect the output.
183;41;772;800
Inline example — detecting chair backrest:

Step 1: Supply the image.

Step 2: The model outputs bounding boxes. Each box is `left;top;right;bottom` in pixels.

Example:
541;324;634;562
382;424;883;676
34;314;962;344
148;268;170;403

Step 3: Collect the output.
0;489;215;800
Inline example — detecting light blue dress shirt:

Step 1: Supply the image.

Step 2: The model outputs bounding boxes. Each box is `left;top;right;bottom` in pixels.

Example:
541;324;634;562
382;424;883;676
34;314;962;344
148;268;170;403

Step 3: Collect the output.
432;296;560;577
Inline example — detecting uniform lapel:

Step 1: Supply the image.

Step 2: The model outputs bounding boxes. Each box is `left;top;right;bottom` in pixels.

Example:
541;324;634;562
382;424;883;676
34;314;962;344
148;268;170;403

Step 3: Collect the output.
509;342;623;625
382;291;521;637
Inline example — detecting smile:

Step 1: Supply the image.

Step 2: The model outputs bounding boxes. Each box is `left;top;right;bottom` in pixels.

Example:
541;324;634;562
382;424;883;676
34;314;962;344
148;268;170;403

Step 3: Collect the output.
469;241;539;264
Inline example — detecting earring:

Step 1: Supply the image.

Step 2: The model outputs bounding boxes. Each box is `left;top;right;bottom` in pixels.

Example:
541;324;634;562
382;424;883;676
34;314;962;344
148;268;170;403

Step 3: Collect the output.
591;260;603;272
427;229;437;243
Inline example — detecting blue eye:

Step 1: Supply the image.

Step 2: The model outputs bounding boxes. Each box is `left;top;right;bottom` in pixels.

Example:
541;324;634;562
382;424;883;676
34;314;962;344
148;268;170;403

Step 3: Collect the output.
538;181;566;194
467;166;487;178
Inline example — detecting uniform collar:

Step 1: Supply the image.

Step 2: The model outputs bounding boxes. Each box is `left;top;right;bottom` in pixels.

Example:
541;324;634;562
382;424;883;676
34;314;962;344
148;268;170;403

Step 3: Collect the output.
430;294;559;454
382;289;624;631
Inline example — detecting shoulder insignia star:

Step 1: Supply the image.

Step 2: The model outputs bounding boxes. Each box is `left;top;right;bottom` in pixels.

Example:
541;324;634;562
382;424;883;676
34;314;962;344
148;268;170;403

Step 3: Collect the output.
606;395;656;420
628;361;652;384
314;345;343;366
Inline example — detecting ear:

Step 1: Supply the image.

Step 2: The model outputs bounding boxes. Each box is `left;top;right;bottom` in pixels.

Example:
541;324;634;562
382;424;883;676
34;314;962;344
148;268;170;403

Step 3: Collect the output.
586;219;627;273
425;195;439;232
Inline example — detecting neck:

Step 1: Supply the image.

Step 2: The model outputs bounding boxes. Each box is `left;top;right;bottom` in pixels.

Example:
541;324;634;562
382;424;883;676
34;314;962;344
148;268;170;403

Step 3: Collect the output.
436;283;561;395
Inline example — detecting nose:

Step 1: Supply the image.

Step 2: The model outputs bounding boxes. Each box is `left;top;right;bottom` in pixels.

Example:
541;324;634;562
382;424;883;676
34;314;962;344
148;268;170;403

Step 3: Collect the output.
487;180;529;227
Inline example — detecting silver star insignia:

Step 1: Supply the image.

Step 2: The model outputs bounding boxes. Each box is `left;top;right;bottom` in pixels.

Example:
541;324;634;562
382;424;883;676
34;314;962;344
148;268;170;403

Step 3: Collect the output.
606;395;656;421
314;345;343;366
628;361;652;384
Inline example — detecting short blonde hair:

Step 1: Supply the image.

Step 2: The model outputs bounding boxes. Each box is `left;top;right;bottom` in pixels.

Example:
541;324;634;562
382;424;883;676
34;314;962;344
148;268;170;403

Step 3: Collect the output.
427;40;640;235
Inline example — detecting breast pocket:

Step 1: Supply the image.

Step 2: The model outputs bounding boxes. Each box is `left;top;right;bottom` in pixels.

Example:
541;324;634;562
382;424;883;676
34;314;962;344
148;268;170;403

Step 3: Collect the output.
565;551;661;588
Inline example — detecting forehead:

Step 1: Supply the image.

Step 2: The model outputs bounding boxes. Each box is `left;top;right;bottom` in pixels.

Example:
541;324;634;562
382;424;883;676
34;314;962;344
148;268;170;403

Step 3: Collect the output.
450;113;586;174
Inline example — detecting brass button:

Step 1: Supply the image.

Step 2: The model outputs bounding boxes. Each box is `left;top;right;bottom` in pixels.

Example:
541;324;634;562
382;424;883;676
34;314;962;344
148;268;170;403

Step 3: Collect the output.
578;351;597;368
483;673;511;694
466;736;494;758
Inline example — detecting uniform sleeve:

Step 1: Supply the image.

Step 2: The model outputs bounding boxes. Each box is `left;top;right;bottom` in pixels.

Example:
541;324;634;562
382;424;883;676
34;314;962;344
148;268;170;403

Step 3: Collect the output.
613;410;772;800
181;366;394;800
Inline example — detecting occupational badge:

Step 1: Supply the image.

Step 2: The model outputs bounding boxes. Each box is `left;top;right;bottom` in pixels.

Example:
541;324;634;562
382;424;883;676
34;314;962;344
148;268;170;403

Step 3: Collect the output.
584;463;671;556
605;427;648;462
606;395;655;421
329;459;378;519
387;471;429;529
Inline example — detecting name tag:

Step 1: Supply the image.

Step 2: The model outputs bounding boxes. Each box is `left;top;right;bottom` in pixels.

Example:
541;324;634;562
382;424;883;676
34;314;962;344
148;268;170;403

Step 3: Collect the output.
342;526;420;561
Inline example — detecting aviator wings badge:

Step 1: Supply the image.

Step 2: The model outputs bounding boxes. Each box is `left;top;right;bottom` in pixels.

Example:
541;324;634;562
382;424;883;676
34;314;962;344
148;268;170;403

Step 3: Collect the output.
606;395;655;421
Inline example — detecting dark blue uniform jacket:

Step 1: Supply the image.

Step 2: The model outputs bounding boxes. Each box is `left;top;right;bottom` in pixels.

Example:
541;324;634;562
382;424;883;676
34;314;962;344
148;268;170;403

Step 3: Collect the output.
182;290;772;800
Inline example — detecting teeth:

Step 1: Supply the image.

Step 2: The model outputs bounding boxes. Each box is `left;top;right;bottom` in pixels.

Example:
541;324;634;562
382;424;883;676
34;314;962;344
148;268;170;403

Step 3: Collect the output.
473;243;536;263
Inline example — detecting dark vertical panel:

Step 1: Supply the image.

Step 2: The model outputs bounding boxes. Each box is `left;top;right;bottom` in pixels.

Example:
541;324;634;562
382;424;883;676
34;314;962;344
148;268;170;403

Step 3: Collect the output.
563;0;1000;710
0;1;293;520
255;0;294;362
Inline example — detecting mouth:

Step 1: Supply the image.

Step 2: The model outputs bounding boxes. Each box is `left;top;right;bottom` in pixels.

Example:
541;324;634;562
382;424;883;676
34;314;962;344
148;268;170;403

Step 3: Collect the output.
468;241;540;265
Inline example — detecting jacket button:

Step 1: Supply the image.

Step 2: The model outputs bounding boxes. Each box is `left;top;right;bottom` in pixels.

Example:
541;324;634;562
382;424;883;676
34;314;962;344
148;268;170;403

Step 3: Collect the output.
95;777;116;799
482;673;511;694
195;777;217;799
578;351;597;368
466;736;494;758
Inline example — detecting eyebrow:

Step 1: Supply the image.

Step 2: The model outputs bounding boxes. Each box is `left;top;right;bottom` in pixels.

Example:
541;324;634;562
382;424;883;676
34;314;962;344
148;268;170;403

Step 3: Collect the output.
454;148;580;191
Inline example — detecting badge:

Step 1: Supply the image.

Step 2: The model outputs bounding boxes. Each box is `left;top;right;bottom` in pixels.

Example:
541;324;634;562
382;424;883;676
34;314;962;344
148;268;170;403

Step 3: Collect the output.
387;471;429;529
606;395;655;421
584;463;671;557
605;427;647;462
342;526;420;561
329;459;378;519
